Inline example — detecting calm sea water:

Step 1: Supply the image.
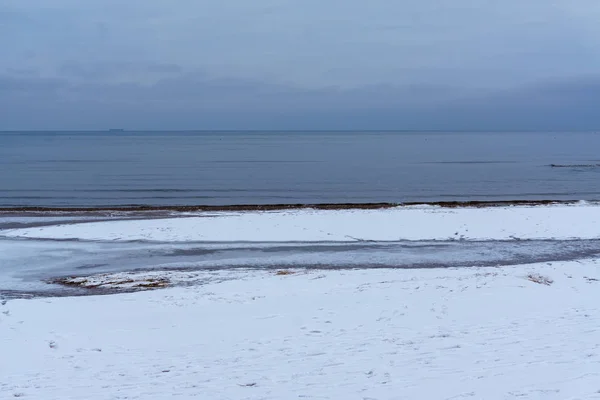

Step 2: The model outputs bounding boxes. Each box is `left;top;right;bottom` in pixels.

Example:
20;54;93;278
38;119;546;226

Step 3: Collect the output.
1;131;599;207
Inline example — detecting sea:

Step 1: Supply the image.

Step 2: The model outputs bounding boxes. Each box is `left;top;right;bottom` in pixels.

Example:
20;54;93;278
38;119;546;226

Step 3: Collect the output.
1;130;600;208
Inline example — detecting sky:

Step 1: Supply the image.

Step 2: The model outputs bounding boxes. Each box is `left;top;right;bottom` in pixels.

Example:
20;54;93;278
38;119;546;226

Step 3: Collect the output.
2;0;600;130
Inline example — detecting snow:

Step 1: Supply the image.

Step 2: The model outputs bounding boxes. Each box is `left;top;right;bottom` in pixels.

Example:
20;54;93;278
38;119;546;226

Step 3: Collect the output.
3;204;600;399
3;203;600;242
2;260;600;399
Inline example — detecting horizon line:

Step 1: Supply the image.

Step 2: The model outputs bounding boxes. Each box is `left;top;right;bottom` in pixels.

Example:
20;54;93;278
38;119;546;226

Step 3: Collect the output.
1;129;599;133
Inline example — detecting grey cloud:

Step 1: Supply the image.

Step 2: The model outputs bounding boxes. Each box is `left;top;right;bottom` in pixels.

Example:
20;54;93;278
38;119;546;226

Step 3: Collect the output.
2;72;600;131
3;0;600;130
530;78;600;102
0;74;65;93
5;67;37;76
3;1;600;87
58;62;183;81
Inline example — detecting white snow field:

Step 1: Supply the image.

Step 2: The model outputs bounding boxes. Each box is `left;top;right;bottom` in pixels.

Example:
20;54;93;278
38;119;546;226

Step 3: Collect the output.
3;202;600;242
2;204;600;399
2;261;600;399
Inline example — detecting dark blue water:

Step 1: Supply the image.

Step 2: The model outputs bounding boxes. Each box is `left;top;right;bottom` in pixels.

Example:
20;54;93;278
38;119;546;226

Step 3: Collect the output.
1;131;599;207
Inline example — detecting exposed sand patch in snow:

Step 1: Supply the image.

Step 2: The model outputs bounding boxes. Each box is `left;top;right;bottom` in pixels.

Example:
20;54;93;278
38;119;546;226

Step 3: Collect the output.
51;269;295;292
4;203;600;242
55;273;170;291
2;260;600;399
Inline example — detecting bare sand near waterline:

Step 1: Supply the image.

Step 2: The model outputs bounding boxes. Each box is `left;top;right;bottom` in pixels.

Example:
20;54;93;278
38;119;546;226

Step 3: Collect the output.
0;198;586;213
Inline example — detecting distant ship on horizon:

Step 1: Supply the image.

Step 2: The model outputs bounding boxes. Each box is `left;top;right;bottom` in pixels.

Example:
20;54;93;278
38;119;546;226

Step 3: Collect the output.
108;128;125;132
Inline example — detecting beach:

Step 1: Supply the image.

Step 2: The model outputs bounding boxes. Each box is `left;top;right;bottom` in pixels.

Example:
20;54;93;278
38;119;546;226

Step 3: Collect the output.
2;261;600;399
1;203;600;398
6;1;600;397
5;201;599;242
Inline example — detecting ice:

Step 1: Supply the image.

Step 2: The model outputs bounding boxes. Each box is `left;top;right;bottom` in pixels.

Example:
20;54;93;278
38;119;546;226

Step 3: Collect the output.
2;238;600;296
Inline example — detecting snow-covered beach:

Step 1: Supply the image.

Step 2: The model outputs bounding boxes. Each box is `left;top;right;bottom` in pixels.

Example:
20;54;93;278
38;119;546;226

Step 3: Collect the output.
2;203;600;399
5;202;600;242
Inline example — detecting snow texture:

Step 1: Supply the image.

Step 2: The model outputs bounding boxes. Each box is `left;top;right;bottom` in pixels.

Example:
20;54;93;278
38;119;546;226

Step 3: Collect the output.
3;203;600;242
2;204;600;399
2;261;600;399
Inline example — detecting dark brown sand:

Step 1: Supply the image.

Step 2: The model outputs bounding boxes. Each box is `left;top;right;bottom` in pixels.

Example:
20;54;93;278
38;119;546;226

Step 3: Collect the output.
0;199;584;214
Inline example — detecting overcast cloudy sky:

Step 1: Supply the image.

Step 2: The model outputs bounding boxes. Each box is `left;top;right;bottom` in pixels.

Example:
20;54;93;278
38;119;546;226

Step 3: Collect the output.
2;0;600;130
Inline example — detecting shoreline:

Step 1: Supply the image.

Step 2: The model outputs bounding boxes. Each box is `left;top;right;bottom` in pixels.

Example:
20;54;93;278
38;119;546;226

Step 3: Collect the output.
3;201;600;299
3;202;600;299
0;199;591;214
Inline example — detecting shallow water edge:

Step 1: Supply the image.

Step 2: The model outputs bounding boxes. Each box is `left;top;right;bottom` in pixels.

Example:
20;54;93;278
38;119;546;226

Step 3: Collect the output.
0;199;592;213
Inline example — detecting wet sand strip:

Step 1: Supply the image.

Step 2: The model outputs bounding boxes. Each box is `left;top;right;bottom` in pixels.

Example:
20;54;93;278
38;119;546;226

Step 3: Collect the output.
0;199;590;214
